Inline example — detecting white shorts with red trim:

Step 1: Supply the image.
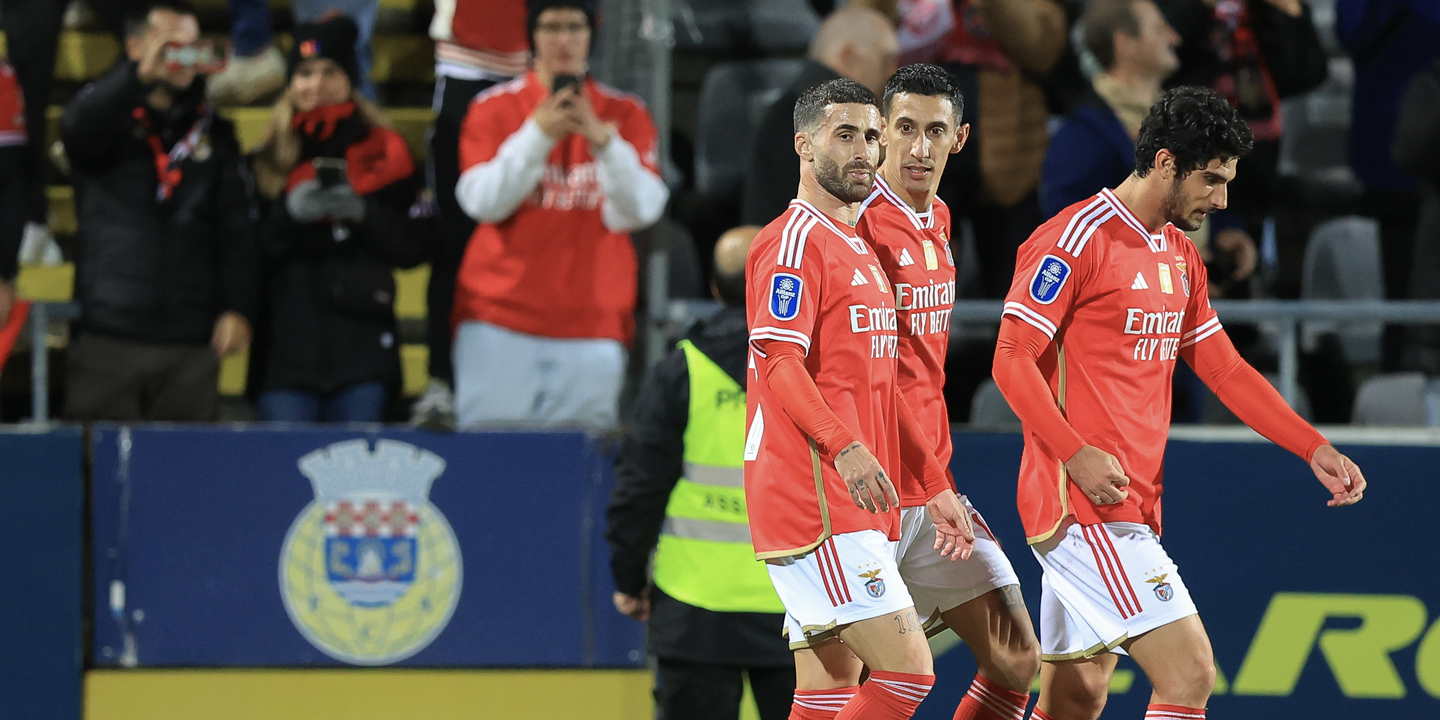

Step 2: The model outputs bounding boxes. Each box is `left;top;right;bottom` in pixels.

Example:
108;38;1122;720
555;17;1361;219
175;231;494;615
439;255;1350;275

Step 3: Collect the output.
769;530;914;650
897;499;1021;631
1031;519;1197;661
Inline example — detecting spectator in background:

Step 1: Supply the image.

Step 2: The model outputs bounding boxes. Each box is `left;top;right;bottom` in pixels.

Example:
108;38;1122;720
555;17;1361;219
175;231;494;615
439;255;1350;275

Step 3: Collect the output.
206;0;287;107
452;0;667;430
60;0;257;421
410;0;529;431
1158;0;1328;240
247;16;427;422
1393;58;1440;375
1337;0;1440;350
292;0;380;99
934;0;1070;299
0;57;24;329
0;0;65;263
1046;0;1257;422
740;7;897;228
607;226;794;720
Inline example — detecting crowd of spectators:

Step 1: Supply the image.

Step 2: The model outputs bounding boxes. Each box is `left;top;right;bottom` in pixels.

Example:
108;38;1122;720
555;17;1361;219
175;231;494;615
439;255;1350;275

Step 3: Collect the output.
1;0;1439;427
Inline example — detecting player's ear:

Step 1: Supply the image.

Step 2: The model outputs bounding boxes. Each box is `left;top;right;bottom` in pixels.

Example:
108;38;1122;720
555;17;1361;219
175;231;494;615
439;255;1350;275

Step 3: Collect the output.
1155;149;1175;179
951;123;970;155
795;132;813;162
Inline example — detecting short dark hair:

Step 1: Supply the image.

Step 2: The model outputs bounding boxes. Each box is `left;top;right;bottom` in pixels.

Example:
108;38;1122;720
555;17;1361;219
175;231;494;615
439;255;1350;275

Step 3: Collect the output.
793;78;878;135
881;63;964;122
1134;86;1254;178
1082;0;1142;70
124;0;199;37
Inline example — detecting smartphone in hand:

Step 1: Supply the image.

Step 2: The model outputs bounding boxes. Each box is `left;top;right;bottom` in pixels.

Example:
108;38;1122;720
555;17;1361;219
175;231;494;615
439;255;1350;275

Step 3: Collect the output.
313;157;348;188
552;73;583;96
163;40;227;74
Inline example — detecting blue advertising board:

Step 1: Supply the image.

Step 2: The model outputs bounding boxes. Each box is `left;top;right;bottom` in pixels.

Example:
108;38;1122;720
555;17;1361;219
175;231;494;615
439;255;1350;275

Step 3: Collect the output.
90;425;643;667
1;426;84;720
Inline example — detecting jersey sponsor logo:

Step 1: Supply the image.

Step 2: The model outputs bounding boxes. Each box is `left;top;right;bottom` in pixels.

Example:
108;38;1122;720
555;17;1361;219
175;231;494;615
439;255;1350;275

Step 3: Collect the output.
898;248;916;267
860;567;886;598
849;304;899;358
851;268;869;286
769;273;803;320
1148;573;1174;601
280;440;462;665
898;280;956;336
1132;272;1149;290
1124;308;1186;361
1030;255;1071;304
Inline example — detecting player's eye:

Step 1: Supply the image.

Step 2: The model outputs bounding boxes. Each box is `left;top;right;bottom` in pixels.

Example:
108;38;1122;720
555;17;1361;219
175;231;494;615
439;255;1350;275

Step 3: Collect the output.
899;124;912;132
839;132;853;141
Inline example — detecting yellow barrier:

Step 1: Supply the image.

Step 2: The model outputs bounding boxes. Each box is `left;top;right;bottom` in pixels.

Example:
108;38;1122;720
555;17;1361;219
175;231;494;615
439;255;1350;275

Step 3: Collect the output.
85;669;654;720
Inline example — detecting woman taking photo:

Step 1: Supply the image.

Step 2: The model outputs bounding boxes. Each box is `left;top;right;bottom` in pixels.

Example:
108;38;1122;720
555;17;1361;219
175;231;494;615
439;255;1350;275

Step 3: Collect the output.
249;15;427;422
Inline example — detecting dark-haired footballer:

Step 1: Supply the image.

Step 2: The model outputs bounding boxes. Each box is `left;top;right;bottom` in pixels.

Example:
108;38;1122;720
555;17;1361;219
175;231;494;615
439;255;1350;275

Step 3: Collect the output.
992;86;1369;720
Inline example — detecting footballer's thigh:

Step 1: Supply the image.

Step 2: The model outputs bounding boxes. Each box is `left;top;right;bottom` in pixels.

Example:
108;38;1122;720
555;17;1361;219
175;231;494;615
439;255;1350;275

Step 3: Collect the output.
941;584;1042;691
835;606;934;676
1123;613;1216;709
794;637;864;689
1037;653;1118;720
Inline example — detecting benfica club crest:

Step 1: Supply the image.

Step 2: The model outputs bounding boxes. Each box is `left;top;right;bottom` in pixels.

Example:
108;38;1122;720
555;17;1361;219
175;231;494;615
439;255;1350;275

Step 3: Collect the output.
1147;573;1174;602
860;568;887;598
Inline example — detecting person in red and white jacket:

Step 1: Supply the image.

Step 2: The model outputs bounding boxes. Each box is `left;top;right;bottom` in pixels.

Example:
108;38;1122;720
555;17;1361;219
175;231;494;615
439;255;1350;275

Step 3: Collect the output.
411;0;529;429
452;0;668;430
0;57;26;329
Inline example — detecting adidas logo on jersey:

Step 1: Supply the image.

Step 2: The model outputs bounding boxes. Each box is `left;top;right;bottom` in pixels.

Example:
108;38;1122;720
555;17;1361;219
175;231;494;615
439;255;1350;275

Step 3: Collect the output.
1131;272;1149;290
852;269;869;286
898;249;916;267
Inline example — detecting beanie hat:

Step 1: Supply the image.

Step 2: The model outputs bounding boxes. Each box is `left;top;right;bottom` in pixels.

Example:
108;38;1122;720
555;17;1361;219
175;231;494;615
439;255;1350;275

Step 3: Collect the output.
527;0;598;50
288;14;360;84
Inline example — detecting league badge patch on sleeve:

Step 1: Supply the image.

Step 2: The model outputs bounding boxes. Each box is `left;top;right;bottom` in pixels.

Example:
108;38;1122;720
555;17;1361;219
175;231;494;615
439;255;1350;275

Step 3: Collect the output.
1029;255;1071;305
770;273;803;320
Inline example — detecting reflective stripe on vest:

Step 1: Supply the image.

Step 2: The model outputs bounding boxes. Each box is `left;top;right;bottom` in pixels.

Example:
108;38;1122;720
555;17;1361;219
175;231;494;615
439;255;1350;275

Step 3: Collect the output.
650;340;784;614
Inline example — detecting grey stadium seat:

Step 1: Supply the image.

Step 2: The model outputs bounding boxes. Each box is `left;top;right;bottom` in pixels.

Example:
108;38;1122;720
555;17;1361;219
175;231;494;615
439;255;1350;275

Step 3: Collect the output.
1352;372;1432;426
969;379;1021;429
693;59;806;200
1300;215;1385;365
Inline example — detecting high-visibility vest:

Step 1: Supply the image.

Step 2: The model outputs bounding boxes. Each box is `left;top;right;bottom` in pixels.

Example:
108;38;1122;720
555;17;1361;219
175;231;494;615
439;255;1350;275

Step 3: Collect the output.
650;340;785;613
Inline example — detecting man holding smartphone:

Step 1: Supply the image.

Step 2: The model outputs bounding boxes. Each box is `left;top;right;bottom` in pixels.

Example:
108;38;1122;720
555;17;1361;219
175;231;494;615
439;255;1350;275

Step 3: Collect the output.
452;0;668;430
59;0;257;422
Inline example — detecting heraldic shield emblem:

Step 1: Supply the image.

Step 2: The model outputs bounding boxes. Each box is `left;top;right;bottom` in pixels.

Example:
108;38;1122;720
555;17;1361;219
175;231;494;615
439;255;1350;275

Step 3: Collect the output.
279;439;463;665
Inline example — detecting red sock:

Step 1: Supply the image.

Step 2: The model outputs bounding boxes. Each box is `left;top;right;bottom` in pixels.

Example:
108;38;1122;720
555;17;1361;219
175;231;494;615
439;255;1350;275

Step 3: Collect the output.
955;673;1030;720
1145;704;1205;720
1028;709;1056;720
835;671;934;720
789;686;859;720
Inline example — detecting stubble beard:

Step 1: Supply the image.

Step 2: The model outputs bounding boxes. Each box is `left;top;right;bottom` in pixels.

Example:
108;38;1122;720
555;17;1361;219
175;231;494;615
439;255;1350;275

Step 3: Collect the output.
815;153;874;204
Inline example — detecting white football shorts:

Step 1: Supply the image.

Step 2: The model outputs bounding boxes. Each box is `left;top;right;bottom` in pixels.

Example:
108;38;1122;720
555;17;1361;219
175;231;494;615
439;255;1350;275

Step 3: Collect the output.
897;498;1022;633
769;530;915;650
1030;518;1197;661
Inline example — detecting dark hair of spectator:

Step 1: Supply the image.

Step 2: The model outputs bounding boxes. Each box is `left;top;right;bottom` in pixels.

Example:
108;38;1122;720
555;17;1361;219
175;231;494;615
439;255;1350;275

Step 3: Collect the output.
714;266;746;306
1134;86;1254;179
793;78;878;135
882;63;964;123
1082;0;1142;70
124;0;199;37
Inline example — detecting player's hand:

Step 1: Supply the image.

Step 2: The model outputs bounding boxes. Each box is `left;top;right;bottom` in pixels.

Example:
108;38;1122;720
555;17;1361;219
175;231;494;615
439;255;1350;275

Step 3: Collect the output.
210;311;251;357
533;85;581;139
925;489;975;561
569;93;614;150
1310;444;1366;507
1064;445;1130;505
834;441;899;513
1213;228;1258;282
613;589;650;621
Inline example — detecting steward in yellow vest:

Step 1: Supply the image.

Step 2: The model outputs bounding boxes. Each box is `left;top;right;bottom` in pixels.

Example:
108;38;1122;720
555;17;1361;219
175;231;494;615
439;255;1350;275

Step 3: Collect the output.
606;227;794;720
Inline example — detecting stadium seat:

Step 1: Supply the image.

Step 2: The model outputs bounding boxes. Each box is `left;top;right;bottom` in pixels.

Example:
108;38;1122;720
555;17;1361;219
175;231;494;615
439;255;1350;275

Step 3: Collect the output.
1352;372;1434;426
1300;215;1384;366
747;0;821;54
969;379;1020;429
663;221;706;300
693;58;805;200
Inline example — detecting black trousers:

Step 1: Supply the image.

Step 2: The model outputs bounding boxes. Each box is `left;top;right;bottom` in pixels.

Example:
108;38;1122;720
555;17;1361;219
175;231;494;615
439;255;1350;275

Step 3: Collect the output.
65;332;219;422
424;74;497;385
654;658;795;720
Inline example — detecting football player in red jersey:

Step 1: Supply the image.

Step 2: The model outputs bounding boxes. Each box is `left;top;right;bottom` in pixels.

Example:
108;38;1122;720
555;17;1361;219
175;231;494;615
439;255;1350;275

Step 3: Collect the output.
853;63;1041;720
744;77;974;720
993;86;1367;720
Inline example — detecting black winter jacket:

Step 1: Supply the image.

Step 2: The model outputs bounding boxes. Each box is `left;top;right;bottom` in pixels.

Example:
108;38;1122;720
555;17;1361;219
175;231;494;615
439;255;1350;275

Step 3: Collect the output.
61;61;258;343
605;306;792;666
251;111;428;395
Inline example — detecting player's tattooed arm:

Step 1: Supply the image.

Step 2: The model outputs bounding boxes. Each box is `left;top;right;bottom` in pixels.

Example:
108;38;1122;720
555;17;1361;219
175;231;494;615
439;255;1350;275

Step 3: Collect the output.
834;441;899;513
